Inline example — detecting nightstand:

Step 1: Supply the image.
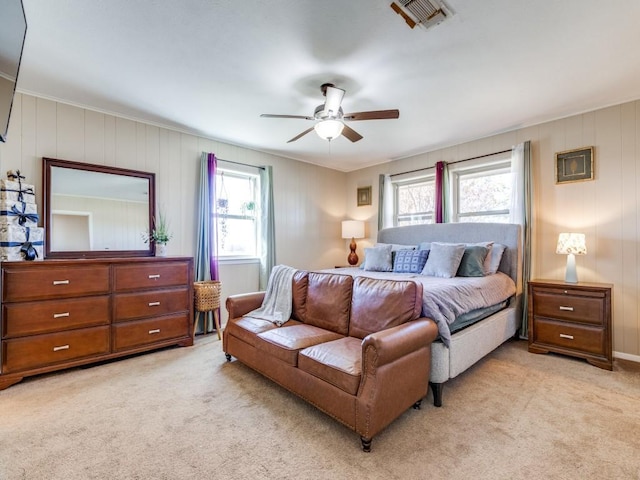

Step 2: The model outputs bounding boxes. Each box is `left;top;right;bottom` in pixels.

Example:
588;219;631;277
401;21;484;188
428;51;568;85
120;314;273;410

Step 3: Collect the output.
528;280;612;370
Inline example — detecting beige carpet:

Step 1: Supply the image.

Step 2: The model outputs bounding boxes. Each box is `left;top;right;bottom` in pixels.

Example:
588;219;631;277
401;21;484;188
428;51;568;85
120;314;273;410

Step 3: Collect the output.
1;336;639;480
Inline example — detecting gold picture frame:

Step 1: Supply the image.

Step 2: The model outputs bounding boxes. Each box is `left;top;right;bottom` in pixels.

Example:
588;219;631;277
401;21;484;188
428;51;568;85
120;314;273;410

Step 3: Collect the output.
556;147;594;184
357;186;372;206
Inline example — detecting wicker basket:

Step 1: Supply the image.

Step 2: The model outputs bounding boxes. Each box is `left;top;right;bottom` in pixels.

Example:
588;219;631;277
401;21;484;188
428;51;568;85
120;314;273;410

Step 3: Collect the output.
193;280;221;312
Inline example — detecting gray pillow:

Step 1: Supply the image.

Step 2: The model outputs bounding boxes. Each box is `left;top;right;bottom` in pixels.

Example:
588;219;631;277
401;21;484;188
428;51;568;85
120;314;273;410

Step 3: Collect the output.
466;241;494;275
487;243;507;274
421;242;466;278
363;244;393;272
457;245;490;277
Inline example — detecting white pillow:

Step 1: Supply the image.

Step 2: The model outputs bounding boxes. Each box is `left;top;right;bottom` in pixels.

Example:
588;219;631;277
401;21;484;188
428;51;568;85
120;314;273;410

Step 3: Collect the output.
487;243;506;274
421;242;466;278
363;244;393;272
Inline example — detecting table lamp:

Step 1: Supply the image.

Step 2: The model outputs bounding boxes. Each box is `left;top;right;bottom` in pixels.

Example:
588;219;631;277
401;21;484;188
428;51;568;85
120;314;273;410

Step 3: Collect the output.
341;220;365;266
556;233;587;283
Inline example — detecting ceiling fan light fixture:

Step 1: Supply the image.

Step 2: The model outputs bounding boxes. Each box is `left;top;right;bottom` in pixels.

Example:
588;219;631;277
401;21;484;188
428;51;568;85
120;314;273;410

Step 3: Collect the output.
314;119;344;141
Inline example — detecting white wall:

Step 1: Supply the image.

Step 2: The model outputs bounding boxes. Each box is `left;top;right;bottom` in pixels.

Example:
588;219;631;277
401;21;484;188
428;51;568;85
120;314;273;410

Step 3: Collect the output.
0;93;348;318
346;99;640;359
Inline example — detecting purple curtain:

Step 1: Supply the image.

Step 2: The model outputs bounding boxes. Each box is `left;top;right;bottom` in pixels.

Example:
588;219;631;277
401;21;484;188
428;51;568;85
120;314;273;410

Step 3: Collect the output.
435;161;445;223
207;153;219;281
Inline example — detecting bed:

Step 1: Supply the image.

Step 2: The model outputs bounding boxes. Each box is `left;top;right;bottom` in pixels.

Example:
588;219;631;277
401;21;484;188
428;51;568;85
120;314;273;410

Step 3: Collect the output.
329;222;522;407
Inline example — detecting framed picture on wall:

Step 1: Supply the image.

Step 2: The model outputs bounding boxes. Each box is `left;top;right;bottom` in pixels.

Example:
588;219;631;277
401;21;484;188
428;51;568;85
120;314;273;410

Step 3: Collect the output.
556;147;594;184
357;186;372;206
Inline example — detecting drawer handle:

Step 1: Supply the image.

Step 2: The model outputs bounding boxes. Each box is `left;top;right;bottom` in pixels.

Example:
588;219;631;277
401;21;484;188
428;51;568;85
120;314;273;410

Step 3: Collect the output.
149;329;161;334
148;301;161;307
53;312;70;319
53;344;70;352
53;280;70;285
559;306;574;311
148;274;160;279
559;334;574;340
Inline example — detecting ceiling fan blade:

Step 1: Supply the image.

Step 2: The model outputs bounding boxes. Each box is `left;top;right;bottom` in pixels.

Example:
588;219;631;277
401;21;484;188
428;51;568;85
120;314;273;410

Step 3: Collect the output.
341;124;363;143
287;127;315;143
323;86;345;116
261;114;314;120
343;109;400;121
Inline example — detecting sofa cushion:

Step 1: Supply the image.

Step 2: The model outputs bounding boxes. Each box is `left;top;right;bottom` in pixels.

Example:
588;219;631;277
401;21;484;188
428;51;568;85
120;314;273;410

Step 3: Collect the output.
349;277;423;339
225;316;287;347
304;272;353;335
256;324;344;366
299;337;362;395
291;270;309;321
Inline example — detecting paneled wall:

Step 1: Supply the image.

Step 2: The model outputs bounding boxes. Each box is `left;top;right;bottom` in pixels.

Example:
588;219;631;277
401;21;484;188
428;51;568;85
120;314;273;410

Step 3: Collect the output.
346;100;640;360
0;93;347;313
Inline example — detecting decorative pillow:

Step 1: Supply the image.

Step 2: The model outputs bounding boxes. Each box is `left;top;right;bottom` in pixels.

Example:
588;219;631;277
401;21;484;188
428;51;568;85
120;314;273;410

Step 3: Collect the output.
487;243;507;274
375;243;416;252
465;241;494;275
421;242;466;278
393;249;429;273
362;244;393;272
457;245;490;277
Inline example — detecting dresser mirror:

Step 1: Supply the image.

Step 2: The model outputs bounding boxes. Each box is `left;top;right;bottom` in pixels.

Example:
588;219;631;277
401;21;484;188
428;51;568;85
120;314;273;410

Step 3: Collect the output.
43;157;156;258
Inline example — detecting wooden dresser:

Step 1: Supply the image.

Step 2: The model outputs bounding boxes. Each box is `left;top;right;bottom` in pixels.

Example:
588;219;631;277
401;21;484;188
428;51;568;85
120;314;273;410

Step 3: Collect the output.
0;257;193;390
528;279;612;370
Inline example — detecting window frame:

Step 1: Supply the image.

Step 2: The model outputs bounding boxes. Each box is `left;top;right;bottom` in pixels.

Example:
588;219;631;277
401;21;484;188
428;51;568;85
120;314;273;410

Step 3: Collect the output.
392;173;436;227
214;167;260;261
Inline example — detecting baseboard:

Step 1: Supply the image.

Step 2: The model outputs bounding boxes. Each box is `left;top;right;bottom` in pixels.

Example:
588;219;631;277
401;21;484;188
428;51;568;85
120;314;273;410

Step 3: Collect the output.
613;351;640;363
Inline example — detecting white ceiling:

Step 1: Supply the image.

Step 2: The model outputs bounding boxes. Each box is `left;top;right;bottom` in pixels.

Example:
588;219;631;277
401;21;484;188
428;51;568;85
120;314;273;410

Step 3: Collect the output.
17;0;640;172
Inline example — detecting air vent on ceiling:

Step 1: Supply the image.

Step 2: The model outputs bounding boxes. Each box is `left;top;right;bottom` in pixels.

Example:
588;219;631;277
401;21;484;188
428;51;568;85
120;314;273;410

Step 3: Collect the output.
390;0;451;30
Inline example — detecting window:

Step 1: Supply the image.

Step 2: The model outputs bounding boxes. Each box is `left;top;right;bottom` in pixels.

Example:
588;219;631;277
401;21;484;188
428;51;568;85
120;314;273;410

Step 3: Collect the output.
450;161;511;223
215;168;259;258
394;176;436;226
389;158;513;226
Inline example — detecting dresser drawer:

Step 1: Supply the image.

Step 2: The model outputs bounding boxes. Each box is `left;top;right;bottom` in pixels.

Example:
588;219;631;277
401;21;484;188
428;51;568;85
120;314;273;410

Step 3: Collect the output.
112;313;190;351
3;296;110;338
113;288;189;322
113;261;190;292
532;288;604;325
2;266;110;302
2;326;110;373
532;318;605;356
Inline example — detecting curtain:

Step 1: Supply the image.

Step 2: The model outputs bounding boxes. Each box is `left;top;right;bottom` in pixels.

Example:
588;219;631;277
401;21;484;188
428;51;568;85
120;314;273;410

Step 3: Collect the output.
377;174;393;231
435;161;449;223
194;152;219;334
509;141;532;338
259;166;275;290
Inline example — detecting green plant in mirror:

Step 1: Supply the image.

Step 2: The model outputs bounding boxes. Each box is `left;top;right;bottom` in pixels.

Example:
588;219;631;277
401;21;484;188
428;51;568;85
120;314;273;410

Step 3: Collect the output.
143;211;172;245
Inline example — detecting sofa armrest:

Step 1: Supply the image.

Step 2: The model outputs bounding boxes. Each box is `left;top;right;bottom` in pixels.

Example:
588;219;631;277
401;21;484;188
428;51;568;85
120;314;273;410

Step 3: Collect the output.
362;318;438;366
225;292;265;319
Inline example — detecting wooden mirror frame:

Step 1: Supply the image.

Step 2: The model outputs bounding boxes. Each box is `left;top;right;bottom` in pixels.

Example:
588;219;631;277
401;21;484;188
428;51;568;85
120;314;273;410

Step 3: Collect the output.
43;157;156;259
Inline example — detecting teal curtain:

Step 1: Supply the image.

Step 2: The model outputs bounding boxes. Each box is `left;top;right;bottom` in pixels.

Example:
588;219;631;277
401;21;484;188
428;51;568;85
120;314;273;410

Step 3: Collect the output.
509;141;532;338
259;166;275;290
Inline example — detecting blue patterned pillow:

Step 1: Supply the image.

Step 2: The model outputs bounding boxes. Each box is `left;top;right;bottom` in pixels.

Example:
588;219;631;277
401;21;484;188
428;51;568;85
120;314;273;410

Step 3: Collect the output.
393;249;429;274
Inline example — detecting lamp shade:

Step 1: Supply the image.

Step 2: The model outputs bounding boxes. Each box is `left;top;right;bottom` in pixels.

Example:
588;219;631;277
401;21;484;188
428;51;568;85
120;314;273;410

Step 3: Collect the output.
556;233;587;255
314;120;344;141
341;220;365;239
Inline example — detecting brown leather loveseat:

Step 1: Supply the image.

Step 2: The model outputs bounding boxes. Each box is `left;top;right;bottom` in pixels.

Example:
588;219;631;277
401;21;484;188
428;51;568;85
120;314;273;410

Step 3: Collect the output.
223;270;438;451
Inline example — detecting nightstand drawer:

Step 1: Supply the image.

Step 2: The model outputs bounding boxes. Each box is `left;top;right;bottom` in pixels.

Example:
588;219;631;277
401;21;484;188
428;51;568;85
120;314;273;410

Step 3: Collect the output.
533;318;605;356
532;289;604;325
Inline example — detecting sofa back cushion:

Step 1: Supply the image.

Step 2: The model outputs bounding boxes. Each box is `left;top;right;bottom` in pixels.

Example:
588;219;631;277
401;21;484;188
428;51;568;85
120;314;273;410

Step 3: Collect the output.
291;270;309;321
304;272;353;335
349;277;423;339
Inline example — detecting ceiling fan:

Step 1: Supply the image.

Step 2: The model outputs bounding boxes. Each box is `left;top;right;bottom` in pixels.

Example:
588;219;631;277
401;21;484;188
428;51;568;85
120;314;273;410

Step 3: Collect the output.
260;83;400;143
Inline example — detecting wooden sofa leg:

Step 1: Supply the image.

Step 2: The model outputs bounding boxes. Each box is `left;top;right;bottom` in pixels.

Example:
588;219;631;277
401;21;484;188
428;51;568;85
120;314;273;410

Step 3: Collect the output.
361;437;372;453
430;382;443;407
225;353;232;362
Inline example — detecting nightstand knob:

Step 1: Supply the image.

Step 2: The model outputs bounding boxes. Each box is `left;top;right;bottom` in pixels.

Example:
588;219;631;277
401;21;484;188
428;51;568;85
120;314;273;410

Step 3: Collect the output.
563;290;568;294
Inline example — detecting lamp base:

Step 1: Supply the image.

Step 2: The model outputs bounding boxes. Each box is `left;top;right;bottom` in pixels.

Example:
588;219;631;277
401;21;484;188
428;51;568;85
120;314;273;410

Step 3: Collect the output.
347;237;359;266
564;253;578;283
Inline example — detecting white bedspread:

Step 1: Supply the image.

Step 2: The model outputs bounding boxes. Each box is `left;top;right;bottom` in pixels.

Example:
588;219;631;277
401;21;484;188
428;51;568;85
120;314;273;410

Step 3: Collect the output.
323;268;516;347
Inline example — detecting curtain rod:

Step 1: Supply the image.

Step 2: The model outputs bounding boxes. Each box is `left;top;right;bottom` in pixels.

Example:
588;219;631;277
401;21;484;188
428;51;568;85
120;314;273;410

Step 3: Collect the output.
217;158;266;170
389;148;512;178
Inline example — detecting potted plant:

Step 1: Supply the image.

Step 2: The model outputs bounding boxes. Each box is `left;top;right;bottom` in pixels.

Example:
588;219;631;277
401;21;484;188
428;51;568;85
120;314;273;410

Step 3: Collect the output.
143;211;172;256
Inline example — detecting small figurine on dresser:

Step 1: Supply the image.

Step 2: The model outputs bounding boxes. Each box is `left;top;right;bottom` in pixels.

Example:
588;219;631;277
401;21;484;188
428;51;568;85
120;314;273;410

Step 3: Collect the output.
0;170;43;261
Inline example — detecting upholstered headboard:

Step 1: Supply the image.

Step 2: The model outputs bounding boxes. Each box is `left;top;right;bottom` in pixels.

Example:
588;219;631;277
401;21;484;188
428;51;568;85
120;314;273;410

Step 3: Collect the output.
377;223;522;295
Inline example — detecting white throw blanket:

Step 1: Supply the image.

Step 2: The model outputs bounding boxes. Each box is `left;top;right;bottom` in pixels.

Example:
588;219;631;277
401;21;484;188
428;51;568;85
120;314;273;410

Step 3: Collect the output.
245;264;297;326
